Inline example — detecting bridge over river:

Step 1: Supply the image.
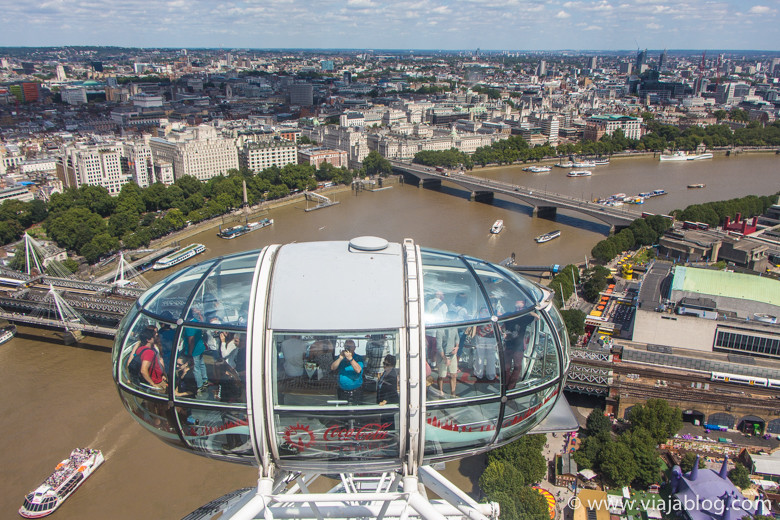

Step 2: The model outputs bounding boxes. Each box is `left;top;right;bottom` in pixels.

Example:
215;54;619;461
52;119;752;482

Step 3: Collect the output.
392;161;644;232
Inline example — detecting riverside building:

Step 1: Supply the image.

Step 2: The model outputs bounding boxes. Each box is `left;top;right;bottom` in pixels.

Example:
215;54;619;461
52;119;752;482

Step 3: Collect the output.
149;125;239;182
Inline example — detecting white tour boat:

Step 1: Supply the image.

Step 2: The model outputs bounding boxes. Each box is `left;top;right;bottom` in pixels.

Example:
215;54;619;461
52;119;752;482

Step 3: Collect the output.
535;230;561;243
572;160;596;168
659;151;714;161
153;243;206;270
20;449;104;518
567;170;592;177
490;220;504;234
0;323;16;346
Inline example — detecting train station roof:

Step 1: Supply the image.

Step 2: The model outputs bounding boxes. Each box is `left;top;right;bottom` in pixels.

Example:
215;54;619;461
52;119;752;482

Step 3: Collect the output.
671;266;780;308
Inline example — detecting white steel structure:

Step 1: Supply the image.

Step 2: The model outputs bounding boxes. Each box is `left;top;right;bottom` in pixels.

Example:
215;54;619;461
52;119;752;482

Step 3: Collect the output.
112;238;575;519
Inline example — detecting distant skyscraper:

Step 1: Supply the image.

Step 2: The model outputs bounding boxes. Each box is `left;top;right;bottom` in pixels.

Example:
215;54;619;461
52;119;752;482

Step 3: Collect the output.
320;60;334;71
537;60;547;76
91;61;103;72
635;49;647;69
343;71;352;85
658;49;667;69
590;56;598;69
55;65;67;81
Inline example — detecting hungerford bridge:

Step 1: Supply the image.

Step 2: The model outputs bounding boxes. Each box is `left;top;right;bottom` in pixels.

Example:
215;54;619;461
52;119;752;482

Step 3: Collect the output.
391;161;644;232
0;234;151;342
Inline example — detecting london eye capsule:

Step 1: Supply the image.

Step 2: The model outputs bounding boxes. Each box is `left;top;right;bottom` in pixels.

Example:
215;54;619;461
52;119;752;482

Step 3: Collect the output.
112;237;573;474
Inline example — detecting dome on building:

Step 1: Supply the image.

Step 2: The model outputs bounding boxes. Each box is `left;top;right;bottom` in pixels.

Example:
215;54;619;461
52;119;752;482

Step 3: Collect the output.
112;238;571;470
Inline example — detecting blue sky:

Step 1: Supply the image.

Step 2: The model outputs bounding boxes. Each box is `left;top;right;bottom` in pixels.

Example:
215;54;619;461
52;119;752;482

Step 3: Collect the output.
0;0;778;50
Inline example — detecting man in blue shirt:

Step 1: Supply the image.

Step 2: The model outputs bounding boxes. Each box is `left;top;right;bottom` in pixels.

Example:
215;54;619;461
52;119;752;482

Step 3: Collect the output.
330;340;364;405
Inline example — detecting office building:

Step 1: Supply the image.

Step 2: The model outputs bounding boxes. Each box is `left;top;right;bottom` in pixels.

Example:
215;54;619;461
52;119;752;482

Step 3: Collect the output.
59;143;126;194
61;86;87;105
297;148;348;168
583;114;642;140
149;125;239;182
240;140;298;173
289;83;313;106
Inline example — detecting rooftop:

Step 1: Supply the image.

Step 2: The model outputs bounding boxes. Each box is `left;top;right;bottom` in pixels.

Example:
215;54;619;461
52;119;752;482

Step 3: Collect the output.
672;266;780;308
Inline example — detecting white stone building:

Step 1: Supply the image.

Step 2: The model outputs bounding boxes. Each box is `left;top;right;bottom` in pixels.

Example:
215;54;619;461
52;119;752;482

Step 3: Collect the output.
149;125;239;182
59;143;126;194
240;140;298;173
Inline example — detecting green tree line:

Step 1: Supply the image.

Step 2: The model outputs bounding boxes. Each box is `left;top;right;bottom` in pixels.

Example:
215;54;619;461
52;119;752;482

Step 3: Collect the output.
3;161;356;264
415;119;780;170
590;215;672;264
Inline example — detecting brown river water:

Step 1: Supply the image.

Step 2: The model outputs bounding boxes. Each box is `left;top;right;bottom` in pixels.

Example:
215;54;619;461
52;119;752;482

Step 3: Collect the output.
1;153;778;519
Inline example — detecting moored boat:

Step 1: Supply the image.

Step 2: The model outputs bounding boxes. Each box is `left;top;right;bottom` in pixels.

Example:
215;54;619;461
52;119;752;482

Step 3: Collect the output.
687;183;706;189
153;243;206;271
659;151;713;161
218;218;273;239
593;157;610;165
535;230;561;243
19;448;104;518
567;170;592;177
0;323;16;346
555;161;574;168
572;160;596;168
490;220;504;234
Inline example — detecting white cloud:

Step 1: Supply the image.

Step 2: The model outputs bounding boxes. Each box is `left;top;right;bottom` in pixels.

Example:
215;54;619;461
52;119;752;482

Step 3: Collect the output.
646;22;661;29
347;0;375;6
748;5;773;14
555;10;571;18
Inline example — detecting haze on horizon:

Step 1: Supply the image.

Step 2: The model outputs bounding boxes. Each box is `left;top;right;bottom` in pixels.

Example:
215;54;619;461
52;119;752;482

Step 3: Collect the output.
0;0;778;52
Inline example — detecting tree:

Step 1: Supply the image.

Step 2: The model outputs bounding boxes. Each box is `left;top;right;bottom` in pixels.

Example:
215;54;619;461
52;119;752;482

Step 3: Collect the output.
628;399;682;444
479;460;549;520
586;408;612;435
560;309;585;345
362;150;392;177
728;462;751;489
487;435;547;485
599;441;638;487
622;427;662;489
680;452;706;473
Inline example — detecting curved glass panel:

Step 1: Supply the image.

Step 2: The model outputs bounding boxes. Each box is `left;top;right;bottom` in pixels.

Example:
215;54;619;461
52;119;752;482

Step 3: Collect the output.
144;260;215;320
118;389;181;446
273;331;399;408
118;312;169;396
547;305;571;371
494;264;545;303
276;410;399;462
420;250;484;326
137;265;193;308
174;322;247;405
424;400;500;456
496;385;559;442
180;409;253;462
426;320;502;401
189;253;259;328
112;304;139;369
465;258;532;318
505;314;560;393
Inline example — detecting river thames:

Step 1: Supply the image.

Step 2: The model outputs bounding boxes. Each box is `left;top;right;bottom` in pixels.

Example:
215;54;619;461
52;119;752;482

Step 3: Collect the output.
1;153;778;519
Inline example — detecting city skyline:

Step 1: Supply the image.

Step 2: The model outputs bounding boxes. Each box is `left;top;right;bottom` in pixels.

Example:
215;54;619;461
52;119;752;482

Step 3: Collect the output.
0;0;777;52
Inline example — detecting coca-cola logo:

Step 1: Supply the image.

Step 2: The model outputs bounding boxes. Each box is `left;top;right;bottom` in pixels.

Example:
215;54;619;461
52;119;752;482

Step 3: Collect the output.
324;422;392;442
284;423;315;451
